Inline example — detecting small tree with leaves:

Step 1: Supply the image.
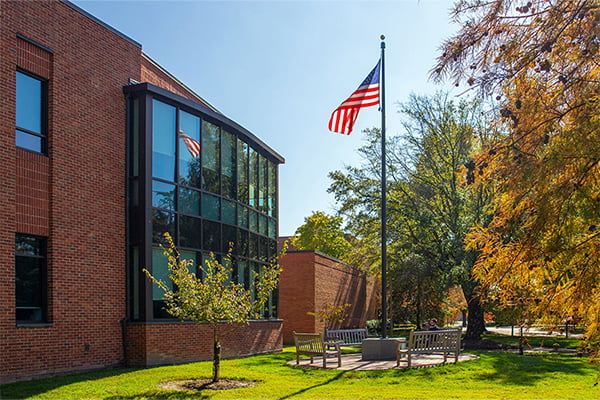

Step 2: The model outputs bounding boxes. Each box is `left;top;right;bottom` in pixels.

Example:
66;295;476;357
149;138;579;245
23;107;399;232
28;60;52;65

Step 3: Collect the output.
144;233;282;383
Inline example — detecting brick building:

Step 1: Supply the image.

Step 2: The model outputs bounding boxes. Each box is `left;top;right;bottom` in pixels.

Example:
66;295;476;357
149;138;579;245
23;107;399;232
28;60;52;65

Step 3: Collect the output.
1;0;284;383
278;247;379;344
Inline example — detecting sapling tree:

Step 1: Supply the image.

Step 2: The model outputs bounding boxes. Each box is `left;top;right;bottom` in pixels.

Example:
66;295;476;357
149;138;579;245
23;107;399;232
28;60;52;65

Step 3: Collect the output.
144;233;282;383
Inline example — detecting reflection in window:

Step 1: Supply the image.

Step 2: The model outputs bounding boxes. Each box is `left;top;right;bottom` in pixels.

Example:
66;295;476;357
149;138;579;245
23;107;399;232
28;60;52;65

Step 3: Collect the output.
152;246;172;318
249;148;257;207
223;224;237;255
179;111;201;187
152;180;176;210
237;139;249;204
203;220;221;252
202;120;220;194
179;215;202;249
178;187;200;216
222;130;236;200
152;100;176;181
15;234;47;322
202;193;220;221
237;229;249;258
259;155;267;213
152;209;175;244
268;162;276;217
16;71;46;154
222;200;236;225
237;205;248;229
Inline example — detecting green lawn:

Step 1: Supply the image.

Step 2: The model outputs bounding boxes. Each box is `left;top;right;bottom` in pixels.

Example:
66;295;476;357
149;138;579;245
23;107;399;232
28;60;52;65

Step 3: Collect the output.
1;347;598;399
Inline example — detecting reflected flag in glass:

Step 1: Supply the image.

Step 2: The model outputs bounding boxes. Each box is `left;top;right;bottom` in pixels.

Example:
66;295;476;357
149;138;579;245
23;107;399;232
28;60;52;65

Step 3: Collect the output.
178;130;201;158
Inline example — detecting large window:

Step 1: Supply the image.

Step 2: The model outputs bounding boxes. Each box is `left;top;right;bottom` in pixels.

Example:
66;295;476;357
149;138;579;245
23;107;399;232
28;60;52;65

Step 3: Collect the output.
15;234;47;323
16;70;47;154
127;89;282;320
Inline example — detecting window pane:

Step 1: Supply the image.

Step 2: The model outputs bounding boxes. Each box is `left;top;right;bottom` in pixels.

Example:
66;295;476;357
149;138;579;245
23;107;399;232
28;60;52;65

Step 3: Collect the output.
249;210;258;233
237;259;248;288
268;218;277;239
179;111;201;188
152;100;176;182
259;214;268;236
152;209;175;244
152;180;176;210
15;234;46;322
179;215;202;249
237;229;249;258
259;155;267;213
202;193;220;221
249;148;257;207
201;120;220;193
223;224;236;255
221;130;236;199
179;250;198;277
222;199;236;225
16;130;42;153
237;139;249;204
16;72;42;134
152;246;173;319
268;161;277;217
178;187;200;216
202;220;221;252
237;204;248;228
15;256;43;318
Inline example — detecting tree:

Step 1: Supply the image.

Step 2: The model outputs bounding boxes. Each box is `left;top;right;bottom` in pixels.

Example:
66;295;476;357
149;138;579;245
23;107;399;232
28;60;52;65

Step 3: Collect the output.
145;233;281;383
292;211;353;261
432;0;600;347
328;93;494;337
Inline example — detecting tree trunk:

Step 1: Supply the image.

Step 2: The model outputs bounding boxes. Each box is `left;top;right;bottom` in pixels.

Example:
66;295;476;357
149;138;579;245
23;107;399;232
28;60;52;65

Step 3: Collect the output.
212;329;221;383
464;288;486;340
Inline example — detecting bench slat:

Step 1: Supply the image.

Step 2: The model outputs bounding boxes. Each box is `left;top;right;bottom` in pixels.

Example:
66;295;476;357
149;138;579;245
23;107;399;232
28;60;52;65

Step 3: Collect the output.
397;328;462;368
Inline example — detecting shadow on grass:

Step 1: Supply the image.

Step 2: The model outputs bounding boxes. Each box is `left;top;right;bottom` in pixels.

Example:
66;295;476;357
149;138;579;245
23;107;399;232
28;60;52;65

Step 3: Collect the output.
475;352;590;386
278;370;347;400
0;367;139;400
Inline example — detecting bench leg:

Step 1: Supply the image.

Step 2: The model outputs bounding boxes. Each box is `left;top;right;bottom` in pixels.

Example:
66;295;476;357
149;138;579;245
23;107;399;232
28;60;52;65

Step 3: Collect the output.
296;354;299;365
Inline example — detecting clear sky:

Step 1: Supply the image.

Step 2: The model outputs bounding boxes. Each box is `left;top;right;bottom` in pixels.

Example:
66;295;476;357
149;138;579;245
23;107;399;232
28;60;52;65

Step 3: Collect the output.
72;0;459;236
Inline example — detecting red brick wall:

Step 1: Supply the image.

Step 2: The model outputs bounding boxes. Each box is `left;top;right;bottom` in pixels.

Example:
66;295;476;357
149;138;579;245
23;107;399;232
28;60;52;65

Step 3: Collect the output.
1;0;141;383
279;250;379;344
126;320;283;367
278;251;316;343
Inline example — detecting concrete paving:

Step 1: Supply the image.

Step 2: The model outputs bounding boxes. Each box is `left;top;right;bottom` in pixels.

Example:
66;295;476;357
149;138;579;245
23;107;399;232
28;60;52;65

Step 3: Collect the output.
287;352;480;371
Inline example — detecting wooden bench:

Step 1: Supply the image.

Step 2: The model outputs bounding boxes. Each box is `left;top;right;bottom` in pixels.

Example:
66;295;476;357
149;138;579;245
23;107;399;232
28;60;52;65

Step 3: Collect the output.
325;327;369;346
293;332;342;368
396;328;461;368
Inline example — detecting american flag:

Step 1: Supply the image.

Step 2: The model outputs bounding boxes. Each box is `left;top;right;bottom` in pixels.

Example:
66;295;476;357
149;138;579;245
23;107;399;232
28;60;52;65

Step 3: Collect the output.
178;130;201;158
328;60;380;135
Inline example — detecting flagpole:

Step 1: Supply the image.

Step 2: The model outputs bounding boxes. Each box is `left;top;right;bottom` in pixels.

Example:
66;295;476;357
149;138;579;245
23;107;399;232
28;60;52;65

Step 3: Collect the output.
380;35;388;339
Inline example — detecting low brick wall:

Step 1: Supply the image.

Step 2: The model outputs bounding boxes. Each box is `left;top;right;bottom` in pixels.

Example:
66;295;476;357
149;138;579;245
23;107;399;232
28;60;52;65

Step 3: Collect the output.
126;319;283;367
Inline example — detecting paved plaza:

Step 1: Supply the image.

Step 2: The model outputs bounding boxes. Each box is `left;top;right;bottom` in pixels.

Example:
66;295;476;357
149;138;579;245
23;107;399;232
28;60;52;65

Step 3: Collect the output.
288;352;480;371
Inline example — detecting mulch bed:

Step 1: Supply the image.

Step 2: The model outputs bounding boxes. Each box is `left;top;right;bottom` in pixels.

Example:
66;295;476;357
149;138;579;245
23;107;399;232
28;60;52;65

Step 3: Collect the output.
159;378;258;391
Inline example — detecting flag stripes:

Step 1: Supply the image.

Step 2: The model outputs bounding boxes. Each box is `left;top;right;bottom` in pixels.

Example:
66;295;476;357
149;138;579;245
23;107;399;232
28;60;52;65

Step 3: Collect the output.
328;60;381;135
178;130;201;158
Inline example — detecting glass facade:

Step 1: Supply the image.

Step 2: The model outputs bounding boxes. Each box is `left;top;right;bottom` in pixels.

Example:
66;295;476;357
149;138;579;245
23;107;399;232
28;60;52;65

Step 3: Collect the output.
125;84;283;321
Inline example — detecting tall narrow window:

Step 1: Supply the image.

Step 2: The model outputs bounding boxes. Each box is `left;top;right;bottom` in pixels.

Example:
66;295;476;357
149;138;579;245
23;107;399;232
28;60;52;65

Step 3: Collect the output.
16;71;47;154
15;234;47;322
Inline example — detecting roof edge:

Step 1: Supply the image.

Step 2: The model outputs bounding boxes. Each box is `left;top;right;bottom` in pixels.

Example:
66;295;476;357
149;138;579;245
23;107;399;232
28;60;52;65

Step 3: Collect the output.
141;52;221;114
60;0;142;48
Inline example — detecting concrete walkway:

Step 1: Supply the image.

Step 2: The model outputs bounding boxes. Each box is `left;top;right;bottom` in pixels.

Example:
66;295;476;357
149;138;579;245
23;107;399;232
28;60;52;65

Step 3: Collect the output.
288;352;480;371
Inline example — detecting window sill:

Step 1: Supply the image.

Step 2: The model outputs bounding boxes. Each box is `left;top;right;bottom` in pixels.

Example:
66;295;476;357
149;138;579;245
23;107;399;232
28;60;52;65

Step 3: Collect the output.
16;322;53;328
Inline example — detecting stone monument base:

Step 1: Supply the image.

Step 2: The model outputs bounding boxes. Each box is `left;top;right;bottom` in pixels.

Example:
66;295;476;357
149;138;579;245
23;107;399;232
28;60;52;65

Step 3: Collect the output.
361;337;405;360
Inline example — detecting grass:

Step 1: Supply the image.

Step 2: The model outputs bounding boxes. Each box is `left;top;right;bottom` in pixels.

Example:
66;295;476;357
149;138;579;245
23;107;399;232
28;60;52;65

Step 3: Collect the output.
481;333;582;350
1;344;599;399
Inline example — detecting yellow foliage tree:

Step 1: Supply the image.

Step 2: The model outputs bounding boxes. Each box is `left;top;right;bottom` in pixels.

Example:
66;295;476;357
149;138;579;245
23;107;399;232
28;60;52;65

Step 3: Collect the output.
432;0;600;350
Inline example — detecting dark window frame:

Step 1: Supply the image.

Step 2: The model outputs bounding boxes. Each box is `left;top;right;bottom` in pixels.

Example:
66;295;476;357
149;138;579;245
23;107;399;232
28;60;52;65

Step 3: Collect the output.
15;69;49;155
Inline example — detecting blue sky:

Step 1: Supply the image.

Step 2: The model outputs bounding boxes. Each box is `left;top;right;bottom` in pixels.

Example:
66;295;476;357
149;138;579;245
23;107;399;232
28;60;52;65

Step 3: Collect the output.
73;0;459;236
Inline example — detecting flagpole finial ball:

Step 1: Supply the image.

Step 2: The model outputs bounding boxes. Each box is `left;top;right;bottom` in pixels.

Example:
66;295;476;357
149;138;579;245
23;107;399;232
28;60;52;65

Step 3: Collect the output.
380;35;385;40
